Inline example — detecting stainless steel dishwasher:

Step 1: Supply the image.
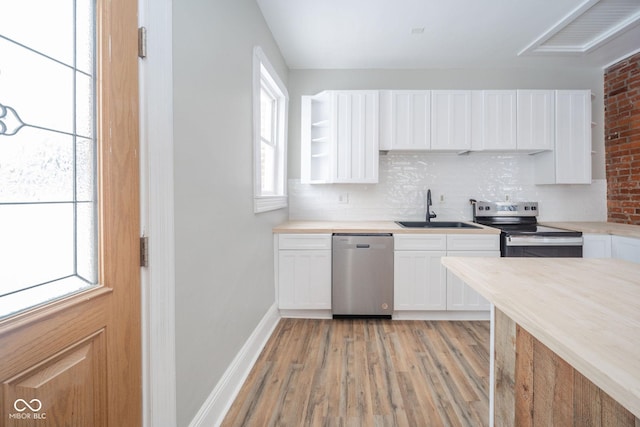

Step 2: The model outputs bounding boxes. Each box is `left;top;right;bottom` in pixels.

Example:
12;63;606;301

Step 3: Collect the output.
332;233;394;318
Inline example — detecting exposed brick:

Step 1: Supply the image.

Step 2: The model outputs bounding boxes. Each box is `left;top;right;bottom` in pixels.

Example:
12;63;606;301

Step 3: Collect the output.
605;52;640;224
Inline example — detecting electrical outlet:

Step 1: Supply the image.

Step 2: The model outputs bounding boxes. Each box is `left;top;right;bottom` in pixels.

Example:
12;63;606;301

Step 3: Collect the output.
338;193;349;204
439;194;445;203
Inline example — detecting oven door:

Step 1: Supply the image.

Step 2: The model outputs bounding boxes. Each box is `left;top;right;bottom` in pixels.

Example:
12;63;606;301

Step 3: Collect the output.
502;235;583;257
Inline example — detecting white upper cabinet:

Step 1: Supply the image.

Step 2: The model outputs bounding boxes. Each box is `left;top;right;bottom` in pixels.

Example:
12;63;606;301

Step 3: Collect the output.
335;91;379;183
431;90;472;151
472;90;517;151
379;90;431;150
303;88;592;185
301;90;379;184
535;90;592;184
517;90;555;151
301;91;333;184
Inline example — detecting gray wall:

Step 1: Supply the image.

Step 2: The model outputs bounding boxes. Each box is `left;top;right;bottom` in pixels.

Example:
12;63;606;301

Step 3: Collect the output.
172;1;288;425
288;67;606;180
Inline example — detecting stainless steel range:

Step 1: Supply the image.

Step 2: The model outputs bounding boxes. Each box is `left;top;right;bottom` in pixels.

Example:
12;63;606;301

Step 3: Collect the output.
471;200;583;257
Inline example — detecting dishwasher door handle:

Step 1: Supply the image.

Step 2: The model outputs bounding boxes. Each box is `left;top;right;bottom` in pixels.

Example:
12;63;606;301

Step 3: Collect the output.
356;244;370;249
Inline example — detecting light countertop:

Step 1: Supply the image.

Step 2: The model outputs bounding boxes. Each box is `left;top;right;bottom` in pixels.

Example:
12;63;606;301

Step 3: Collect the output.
441;256;640;419
275;220;640;237
542;221;640;239
273;220;500;234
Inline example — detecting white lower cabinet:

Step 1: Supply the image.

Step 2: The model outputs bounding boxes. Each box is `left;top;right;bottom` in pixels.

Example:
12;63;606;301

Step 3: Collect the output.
583;234;612;258
583;234;640;263
276;234;332;310
394;233;499;312
394;234;447;311
446;235;499;311
446;251;498;310
394;250;447;311
275;232;501;315
612;235;640;264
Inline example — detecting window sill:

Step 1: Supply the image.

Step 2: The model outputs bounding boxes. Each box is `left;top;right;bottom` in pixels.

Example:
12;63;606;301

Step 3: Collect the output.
254;195;287;213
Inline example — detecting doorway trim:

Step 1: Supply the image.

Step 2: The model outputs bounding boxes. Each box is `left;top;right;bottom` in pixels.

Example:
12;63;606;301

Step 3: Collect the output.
139;0;177;425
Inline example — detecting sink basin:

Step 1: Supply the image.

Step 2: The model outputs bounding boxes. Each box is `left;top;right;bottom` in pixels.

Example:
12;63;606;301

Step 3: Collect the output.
396;221;481;229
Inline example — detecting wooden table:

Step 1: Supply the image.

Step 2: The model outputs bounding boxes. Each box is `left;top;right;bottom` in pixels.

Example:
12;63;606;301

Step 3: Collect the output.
442;257;640;426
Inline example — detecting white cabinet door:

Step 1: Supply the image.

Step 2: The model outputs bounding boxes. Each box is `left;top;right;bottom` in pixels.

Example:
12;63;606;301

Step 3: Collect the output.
334;91;379;183
535;90;592;184
278;249;331;310
431;90;472;150
476;90;517;151
380;90;431;150
612;236;640;264
583;234;612;258
555;90;592;184
517;90;554;151
394;250;447;311
301;90;379;184
446;250;498;311
276;234;332;310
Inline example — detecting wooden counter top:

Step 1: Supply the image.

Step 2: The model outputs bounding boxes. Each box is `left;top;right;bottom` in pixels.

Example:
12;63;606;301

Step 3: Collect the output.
441;257;640;419
542;221;640;239
273;220;500;234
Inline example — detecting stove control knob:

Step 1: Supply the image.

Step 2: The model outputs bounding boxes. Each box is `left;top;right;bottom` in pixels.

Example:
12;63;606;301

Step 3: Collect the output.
532;206;537;211
524;206;530;210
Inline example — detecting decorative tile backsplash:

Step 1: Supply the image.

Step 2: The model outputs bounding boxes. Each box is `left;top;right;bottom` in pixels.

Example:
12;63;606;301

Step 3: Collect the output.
289;152;607;222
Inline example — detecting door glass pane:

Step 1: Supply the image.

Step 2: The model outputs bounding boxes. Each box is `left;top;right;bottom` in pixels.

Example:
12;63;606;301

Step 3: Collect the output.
0;0;97;318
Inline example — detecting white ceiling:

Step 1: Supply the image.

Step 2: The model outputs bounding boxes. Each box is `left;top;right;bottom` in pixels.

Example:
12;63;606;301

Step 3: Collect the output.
256;0;640;69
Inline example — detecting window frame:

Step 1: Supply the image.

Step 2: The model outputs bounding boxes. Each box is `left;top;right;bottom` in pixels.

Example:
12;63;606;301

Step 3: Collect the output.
253;46;288;213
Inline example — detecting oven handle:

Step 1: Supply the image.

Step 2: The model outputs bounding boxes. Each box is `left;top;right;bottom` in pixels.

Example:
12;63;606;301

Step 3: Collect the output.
506;236;583;246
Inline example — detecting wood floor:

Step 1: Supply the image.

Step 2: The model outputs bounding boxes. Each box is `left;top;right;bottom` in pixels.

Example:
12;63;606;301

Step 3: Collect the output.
221;318;490;427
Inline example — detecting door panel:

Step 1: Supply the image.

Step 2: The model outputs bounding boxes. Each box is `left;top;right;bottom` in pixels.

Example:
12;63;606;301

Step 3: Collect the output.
0;0;140;425
4;330;107;427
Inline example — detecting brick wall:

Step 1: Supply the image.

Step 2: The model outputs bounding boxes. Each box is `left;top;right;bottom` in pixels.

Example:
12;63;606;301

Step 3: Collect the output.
604;52;640;225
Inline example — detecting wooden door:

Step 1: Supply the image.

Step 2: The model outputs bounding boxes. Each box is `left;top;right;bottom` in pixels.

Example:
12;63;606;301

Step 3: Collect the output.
0;0;141;426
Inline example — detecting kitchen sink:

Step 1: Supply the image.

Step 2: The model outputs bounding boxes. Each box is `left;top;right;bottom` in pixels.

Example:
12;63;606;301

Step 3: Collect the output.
396;221;481;229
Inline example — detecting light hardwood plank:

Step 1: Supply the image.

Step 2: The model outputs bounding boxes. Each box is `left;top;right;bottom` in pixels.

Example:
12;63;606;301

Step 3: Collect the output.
222;319;489;427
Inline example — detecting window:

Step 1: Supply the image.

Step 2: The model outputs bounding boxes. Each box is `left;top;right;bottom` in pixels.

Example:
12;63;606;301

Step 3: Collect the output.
0;0;97;317
253;46;288;213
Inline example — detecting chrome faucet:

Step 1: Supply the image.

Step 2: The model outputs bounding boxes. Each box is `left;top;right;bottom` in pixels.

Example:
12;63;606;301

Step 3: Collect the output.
426;189;437;222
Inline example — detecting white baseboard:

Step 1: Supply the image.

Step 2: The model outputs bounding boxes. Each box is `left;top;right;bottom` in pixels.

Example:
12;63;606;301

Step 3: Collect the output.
188;303;280;427
279;309;332;319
